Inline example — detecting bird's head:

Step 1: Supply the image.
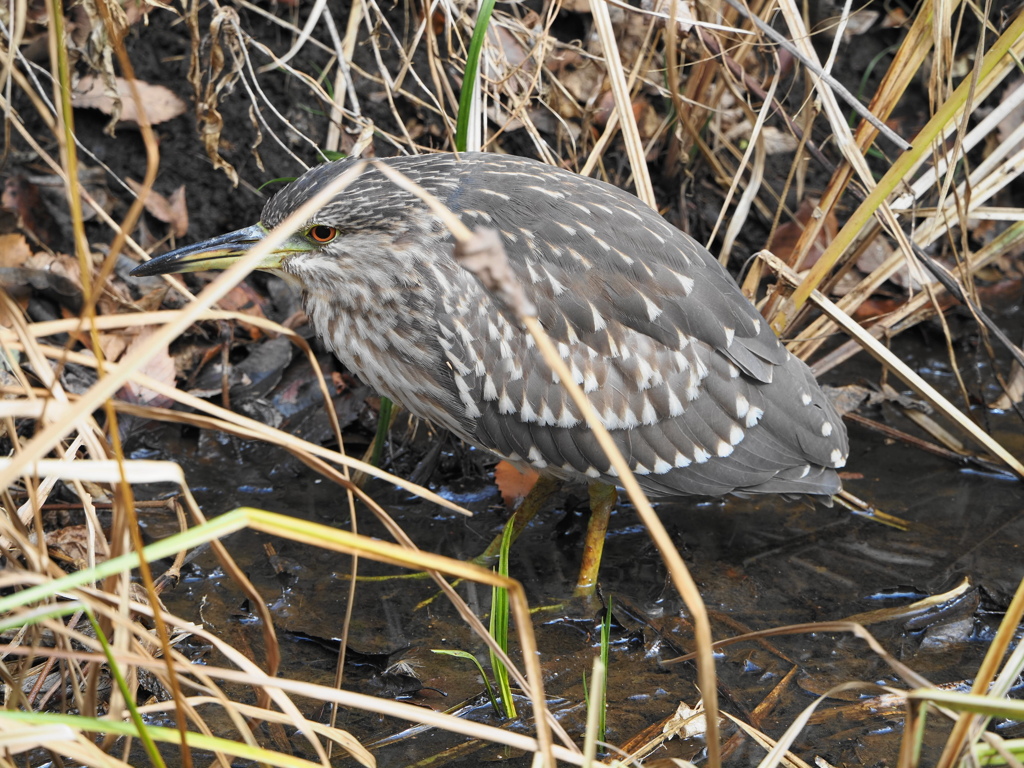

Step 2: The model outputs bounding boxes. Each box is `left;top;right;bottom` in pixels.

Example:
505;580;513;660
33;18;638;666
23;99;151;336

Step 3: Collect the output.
129;159;439;288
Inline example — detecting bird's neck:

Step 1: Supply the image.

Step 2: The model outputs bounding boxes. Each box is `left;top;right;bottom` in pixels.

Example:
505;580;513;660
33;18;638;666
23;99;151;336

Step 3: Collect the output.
294;250;473;436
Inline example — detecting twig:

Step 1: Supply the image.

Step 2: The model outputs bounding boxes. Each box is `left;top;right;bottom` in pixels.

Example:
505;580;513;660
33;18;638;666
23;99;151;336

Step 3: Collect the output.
720;0;911;150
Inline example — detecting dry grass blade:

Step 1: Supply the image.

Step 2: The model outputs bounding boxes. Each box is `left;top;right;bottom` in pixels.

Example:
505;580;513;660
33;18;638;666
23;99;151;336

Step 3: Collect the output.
787;10;1024;321
720;0;909;152
0;504;563;766
5;1;1020;765
0;161;369;490
588;0;655;207
933;577;1024;768
378;158;722;763
713;73;777;264
455;232;724;766
668;619;934;695
760;252;1024;477
660;610;1019;768
810;221;1024;377
0;308;471;517
721;710;815;768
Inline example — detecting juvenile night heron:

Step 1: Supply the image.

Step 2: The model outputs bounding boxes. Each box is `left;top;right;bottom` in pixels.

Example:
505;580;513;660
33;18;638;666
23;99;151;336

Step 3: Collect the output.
132;152;848;594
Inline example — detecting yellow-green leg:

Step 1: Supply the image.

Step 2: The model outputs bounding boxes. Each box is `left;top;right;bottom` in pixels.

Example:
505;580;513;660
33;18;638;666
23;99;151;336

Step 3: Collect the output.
472;475;560;567
573;482;617;598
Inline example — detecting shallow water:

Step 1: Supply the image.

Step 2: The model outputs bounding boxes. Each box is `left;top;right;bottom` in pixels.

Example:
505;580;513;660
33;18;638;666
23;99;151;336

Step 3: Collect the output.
133;337;1024;767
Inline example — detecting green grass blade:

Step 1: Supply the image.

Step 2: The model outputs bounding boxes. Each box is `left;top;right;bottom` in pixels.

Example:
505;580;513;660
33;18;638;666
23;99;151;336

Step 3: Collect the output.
581;657;606;768
489;514;516;718
455;0;496;152
370;396;393;467
907;689;1024;720
0;511;249;616
432;649;499;715
599;597;612;744
0;711;324;768
972;737;1024;766
85;609;167;768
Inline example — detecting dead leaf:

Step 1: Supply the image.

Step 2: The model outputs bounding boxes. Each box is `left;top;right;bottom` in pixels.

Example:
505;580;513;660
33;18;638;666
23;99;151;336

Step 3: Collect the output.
134;284;170;312
135;214;161;250
127;180;189;238
24;250;82;284
881;6;909;27
852;296;905;320
761;126;799;154
0;267;83;318
0;234;33;269
189;9;243;185
166;187;189;238
99;333;128;363
14;167;116;232
46;525;110;567
841;9;880;39
123;0;169;25
2;176;55;245
637;99;662;142
78;166;118;222
476;20;544;134
217;282;269;340
770;198;839;271
724;121;799;154
548;50;605;120
662;701;708;739
823;383;885;416
856;237;922;290
72;75;187;126
117;328;176;407
485;24;535;77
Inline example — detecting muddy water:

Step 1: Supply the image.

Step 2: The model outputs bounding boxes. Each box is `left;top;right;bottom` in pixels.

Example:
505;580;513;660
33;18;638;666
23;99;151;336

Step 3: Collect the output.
135;347;1024;767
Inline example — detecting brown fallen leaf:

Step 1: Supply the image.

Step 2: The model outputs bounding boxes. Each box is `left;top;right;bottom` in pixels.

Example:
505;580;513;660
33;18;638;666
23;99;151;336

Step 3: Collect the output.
134;284;170;313
882;6;909;27
852;296;906;320
996;77;1024;157
770;198;839;271
724;120;800;155
642;0;696;33
46;524;110;567
547;50;604;121
191;11;242;185
217;282;269;340
0;233;33;269
13;167;116;231
856;235;922;290
2;176;55;246
127;180;189;238
118;328;176;408
135;214;161;250
166;186;189;238
72;75;187;126
98;332;128;363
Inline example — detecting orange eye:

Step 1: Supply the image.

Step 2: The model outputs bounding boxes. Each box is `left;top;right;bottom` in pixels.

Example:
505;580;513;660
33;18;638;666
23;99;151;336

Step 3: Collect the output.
308;225;338;243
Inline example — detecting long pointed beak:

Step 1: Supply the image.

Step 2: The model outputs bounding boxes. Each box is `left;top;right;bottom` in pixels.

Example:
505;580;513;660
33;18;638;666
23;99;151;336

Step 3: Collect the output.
129;224;312;277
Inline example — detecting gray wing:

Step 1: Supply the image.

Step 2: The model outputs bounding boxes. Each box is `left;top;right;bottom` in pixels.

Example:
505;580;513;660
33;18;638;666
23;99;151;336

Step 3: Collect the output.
416;155;848;496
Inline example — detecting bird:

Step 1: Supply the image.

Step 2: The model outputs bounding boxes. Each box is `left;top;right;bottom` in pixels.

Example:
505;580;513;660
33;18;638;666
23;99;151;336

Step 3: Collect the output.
131;152;849;596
